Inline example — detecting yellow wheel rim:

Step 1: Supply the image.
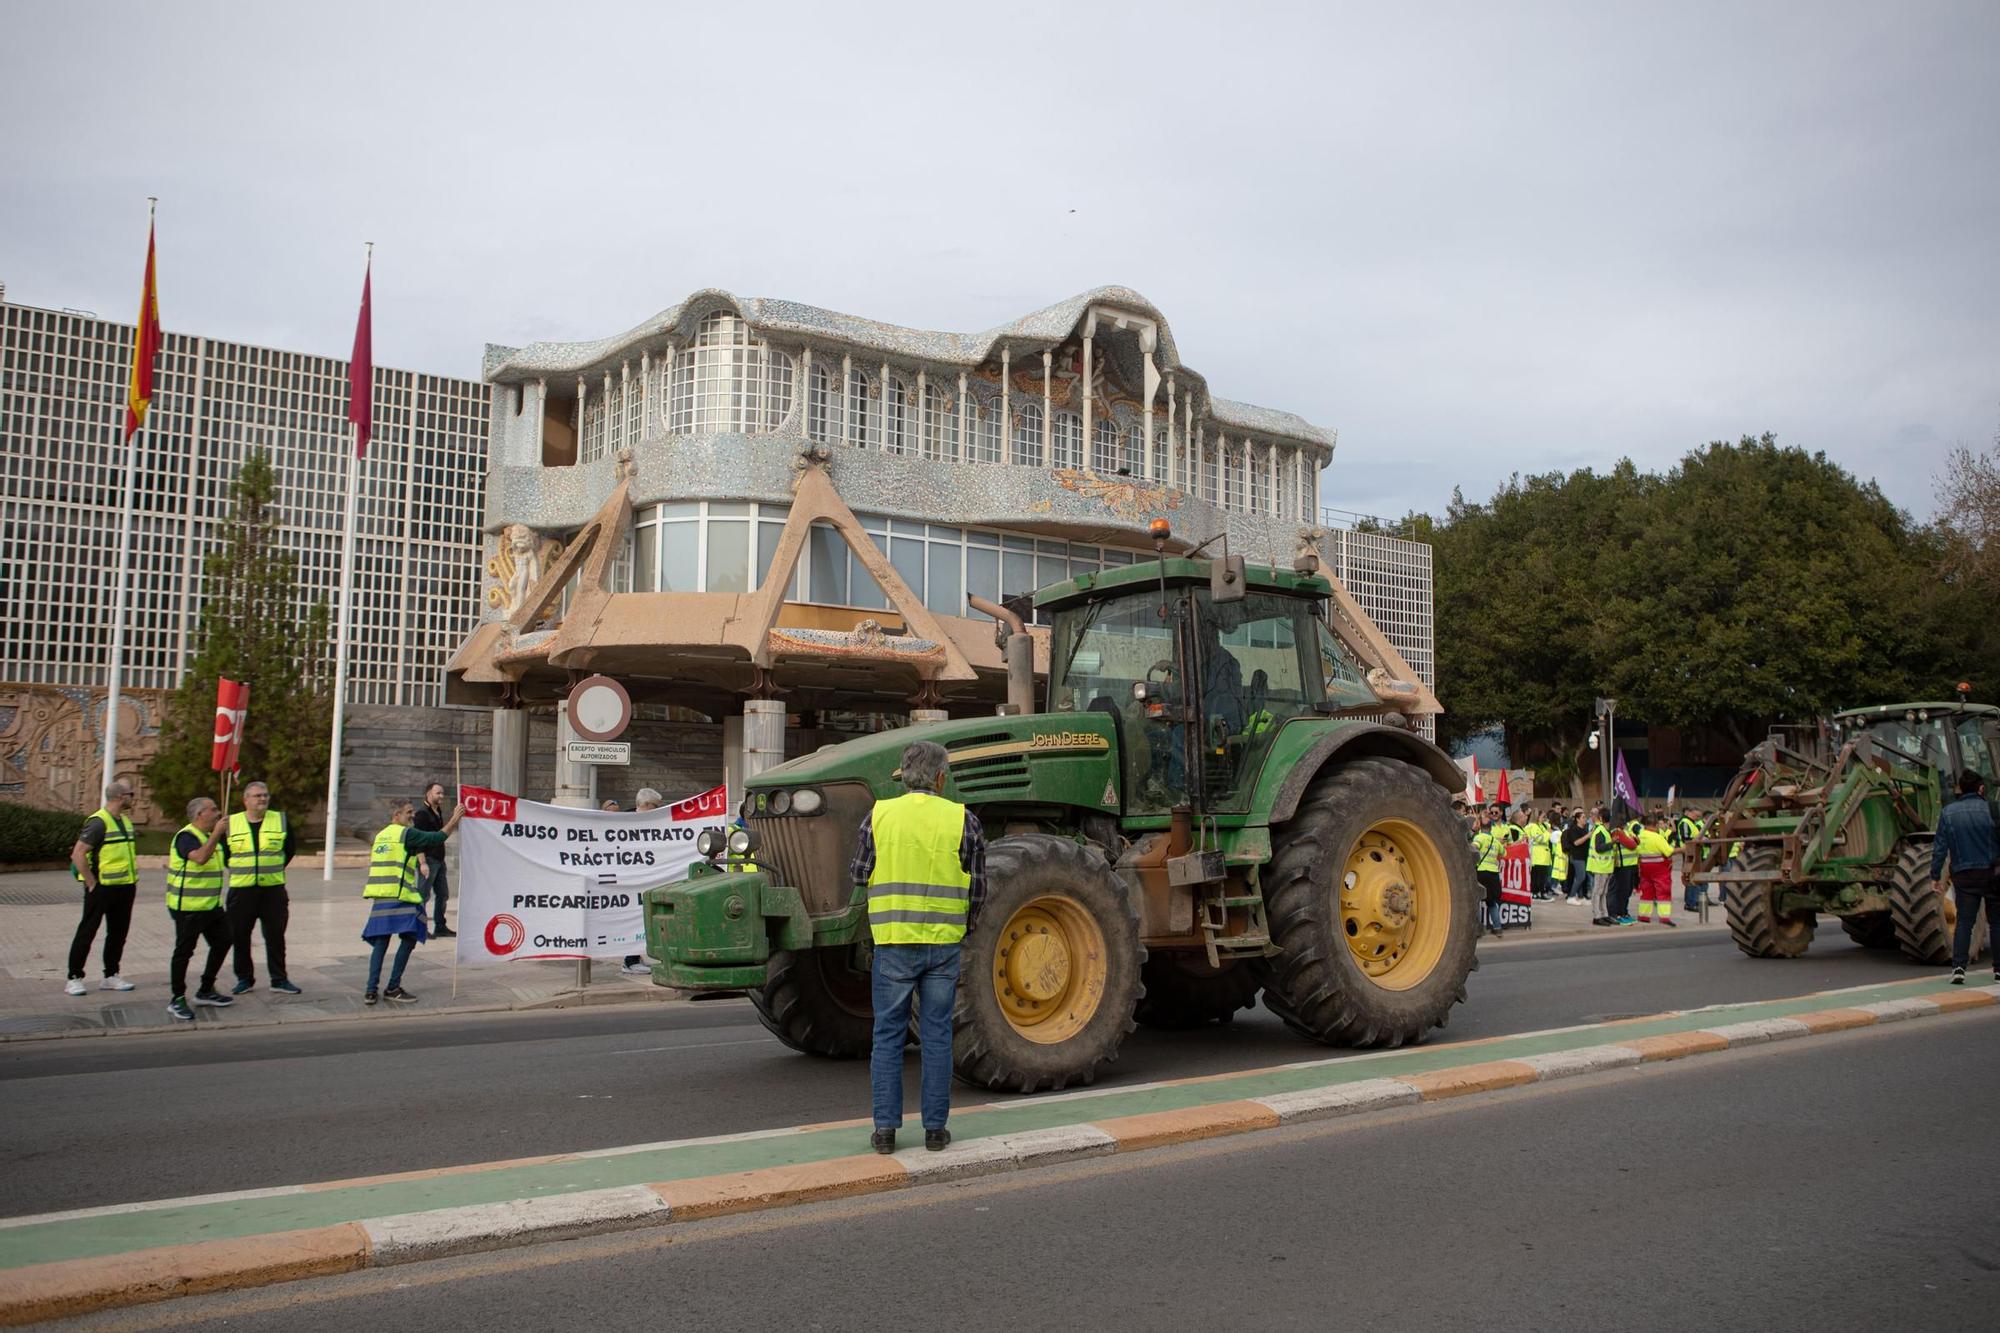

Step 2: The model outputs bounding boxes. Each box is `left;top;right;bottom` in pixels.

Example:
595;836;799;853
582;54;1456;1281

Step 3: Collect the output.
1339;819;1450;991
991;896;1108;1044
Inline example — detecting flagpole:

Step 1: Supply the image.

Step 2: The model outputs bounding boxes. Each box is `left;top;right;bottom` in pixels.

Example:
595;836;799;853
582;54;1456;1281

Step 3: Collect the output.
323;242;370;879
101;198;156;800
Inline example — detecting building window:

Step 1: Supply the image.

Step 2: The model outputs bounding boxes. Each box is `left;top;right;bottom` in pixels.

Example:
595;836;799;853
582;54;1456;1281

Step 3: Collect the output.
1250;441;1270;514
966;397;1001;464
667;311;793;436
1052;411;1082;470
1092;419;1121;474
921;382;955;462
1012;402;1042;466
881;374;912;455
807;360;841;444
1200;440;1218;503
847;365;873;447
1152;429;1168;486
1278;447;1296;521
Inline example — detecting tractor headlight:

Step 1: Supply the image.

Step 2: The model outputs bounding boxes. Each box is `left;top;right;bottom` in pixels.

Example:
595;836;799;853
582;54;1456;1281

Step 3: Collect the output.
695;827;726;859
739;794;756;821
792;787;824;815
727;827;759;858
768;789;792;815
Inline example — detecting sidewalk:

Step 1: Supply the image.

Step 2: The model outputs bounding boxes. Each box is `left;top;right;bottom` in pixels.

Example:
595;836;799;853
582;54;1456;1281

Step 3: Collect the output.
1489;887;1733;943
0;861;670;1041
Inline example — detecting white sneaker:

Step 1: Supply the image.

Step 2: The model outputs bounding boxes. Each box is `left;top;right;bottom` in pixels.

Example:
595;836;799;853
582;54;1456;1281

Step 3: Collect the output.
64;978;86;996
100;976;136;991
620;962;651;976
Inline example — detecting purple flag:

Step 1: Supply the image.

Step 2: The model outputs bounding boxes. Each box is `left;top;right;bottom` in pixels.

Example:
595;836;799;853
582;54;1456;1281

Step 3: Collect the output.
1613;751;1639;809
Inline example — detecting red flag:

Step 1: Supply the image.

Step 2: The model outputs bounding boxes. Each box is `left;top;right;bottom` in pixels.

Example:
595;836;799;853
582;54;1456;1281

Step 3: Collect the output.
1496;767;1512;806
125;215;162;440
212;678;248;772
347;255;372;456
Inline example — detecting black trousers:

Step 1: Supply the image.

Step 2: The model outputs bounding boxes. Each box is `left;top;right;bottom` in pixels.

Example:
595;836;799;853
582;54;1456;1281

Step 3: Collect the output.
426;860;450;928
171;906;231;998
67;883;137;979
227;885;290;984
1609;865;1637;918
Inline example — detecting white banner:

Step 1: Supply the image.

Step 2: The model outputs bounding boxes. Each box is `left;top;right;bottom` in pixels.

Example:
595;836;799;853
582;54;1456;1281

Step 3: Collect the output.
455;783;728;965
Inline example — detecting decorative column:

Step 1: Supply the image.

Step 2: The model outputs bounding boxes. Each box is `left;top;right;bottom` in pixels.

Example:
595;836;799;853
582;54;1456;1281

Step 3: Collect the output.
639;353;650;439
1266;442;1280;516
575;377;586;455
1081;311;1096;454
490;702;527;796
1000;345;1011;461
958;370;970;462
1140;326;1159;481
743;698;786;787
1164;372;1177;491
602;371;613;458
881;360;892;452
799;346;813;438
620;361;631;450
1041;348;1053;467
916;367;928;459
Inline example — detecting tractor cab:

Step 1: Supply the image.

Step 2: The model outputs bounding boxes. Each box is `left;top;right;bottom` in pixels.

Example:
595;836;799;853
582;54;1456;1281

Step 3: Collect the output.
1037;553;1382;818
1828;701;2000;785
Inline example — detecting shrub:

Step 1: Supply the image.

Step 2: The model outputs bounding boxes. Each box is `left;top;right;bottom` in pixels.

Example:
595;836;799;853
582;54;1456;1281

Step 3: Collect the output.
0;802;89;865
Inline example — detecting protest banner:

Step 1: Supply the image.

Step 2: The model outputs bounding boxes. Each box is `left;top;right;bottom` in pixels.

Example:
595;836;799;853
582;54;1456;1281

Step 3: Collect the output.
455;784;727;965
1499;841;1534;928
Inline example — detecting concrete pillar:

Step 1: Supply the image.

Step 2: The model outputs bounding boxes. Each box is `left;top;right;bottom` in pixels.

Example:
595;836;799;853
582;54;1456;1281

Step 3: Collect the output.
910;709;949;726
553;697;596;809
743;699;786;785
490;707;527;796
723;714;745;812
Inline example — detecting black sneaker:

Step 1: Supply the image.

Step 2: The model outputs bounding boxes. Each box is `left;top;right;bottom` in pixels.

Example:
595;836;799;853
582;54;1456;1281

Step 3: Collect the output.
192;988;234;1007
1951;967;1966;985
364;988;379;1006
231;978;256;996
434;926;456;938
271;980;302;995
167;997;195;1022
925;1128;951;1152
383;986;417;1004
870;1128;896;1155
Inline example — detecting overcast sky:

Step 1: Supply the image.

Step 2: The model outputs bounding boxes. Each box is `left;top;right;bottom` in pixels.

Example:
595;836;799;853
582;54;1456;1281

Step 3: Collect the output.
3;0;1994;523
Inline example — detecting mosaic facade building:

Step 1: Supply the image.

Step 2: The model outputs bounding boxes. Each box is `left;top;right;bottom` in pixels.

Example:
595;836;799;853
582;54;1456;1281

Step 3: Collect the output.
451;287;1437;800
0;285;488;819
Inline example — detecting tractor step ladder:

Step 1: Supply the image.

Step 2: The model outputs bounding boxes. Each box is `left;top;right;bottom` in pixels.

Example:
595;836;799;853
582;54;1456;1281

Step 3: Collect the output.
1196;883;1272;969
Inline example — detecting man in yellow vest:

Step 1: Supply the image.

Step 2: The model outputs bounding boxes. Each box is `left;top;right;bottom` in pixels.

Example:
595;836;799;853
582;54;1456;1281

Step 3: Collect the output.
165;796;236;1022
1472;807;1504;936
849;740;987;1155
1525;810;1554;900
66;779;141;996
224;780;299;996
362;795;465;1005
1635;813;1678;926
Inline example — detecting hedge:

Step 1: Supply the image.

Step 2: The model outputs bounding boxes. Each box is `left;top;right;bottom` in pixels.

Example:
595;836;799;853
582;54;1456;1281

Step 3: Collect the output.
0;802;89;865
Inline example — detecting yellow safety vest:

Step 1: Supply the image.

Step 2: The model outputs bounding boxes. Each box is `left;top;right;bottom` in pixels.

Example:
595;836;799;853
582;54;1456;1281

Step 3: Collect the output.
1526;822;1552;867
1244;709;1276;737
1551;832;1570;881
1473;828;1500;873
1614;820;1642;869
1676;816;1700;847
865;792;972;946
225;811;288;889
1637;828;1674;863
165;823;225;911
1587;824;1616;875
364;823;423;905
78;807;138;886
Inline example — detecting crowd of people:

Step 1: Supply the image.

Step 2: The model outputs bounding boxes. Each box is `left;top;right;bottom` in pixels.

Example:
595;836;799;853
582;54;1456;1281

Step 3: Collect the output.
65;779;468;1018
1454;799;1718;937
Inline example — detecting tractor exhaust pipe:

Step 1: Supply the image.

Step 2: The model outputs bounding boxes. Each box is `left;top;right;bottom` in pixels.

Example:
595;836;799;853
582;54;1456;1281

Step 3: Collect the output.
968;593;1036;716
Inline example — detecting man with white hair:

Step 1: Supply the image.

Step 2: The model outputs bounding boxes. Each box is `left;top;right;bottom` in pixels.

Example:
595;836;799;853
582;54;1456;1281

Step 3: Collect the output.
66;780;141;995
621;788;665;975
165;796;235;1021
223;779;300;995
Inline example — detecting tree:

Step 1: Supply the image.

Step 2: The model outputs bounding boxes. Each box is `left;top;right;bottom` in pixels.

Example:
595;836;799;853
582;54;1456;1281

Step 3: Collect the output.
1935;426;2000;593
145;449;333;826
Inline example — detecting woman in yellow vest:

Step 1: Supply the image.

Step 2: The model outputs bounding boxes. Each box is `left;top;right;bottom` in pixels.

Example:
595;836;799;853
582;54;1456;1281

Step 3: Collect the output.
852;740;987;1155
66;779;141;996
166;796;236;1022
362;795;464;1005
1525;811;1554;900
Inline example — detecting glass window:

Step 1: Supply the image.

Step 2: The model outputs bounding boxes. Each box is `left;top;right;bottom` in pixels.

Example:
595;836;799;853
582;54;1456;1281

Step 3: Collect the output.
1152;429;1168;485
847;367;873;447
1012;403;1042;466
756;520;794;596
890;534;926;600
706;520;750;594
667;311;793;436
807;361;841;443
808;523;849;604
1200;592;1319;810
883;375;911;455
635;523;657;592
1956;719;1996;781
968;398;1001;464
1048;590;1180;813
926;541;961;616
659;521;699;591
967;544;999;605
1250;443;1270;514
1052;412;1083;470
1093;419;1121;474
851;561;887;610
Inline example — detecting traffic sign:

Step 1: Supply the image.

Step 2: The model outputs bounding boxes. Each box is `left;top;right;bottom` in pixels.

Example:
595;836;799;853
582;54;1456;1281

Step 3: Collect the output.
566;741;631;766
570;674;632;741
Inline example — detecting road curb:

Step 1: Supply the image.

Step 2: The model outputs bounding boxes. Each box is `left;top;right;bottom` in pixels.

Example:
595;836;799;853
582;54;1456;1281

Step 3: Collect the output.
5;983;1995;1326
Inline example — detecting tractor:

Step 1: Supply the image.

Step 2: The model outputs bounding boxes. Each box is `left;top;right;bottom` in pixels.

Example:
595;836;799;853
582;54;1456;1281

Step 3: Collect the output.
1689;698;2000;962
642;532;1480;1092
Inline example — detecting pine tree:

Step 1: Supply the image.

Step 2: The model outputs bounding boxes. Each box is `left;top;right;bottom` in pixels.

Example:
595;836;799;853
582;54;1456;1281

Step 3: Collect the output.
144;449;333;827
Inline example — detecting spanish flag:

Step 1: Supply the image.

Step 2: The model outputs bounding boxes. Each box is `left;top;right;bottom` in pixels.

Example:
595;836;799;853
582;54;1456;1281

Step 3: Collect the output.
125;213;162;441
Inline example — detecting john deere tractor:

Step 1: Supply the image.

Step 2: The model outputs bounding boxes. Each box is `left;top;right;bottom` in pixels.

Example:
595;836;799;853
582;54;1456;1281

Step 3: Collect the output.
644;541;1479;1092
1690;699;2000;962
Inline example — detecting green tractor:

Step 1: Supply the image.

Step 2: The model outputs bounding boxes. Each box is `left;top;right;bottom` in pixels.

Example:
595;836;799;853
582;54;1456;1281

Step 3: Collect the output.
1690;699;2000;962
643;542;1479;1092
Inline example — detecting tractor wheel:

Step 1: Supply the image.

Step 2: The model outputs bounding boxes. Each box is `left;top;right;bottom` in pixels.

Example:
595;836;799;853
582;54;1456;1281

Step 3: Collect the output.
750;945;874;1058
1133;954;1262;1030
1838;911;1897;951
1722;846;1815;958
1889;840;1986;964
1260;757;1479;1049
952;834;1144;1093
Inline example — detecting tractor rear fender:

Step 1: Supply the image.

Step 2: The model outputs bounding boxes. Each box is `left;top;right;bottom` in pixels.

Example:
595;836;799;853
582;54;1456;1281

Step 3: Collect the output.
1261;721;1465;826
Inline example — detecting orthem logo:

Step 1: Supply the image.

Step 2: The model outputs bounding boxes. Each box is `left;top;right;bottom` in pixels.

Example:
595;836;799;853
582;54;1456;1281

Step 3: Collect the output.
484;913;526;956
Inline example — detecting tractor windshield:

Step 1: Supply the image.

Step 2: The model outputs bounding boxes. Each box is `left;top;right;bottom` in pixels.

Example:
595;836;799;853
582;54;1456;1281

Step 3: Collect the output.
1198;591;1322;811
1857;717;1952;769
1049;590;1182;813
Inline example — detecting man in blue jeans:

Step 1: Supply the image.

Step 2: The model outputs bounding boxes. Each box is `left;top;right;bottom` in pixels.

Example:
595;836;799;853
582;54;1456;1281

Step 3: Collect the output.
850;740;987;1154
1934;768;1999;985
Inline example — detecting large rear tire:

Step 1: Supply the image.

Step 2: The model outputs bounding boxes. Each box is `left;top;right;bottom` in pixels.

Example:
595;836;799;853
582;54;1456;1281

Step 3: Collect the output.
1260;757;1478;1049
1722;846;1815;958
1838;911;1896;950
952;834;1144;1093
1134;954;1262;1030
750;946;874;1058
1889;840;1986;964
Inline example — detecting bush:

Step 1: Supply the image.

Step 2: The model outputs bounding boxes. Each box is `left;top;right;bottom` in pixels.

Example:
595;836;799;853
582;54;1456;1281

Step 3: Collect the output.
0;802;89;865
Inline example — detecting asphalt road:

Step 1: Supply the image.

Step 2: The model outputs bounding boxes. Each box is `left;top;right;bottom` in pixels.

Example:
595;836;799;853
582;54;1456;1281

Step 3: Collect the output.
0;929;1945;1215
66;1008;2000;1333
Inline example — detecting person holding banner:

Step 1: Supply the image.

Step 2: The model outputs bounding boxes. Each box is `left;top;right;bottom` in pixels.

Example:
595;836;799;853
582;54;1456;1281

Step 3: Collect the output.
362;795;465;1005
66;780;141;996
224;782;300;995
165;797;236;1021
413;782;455;938
621;789;662;975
